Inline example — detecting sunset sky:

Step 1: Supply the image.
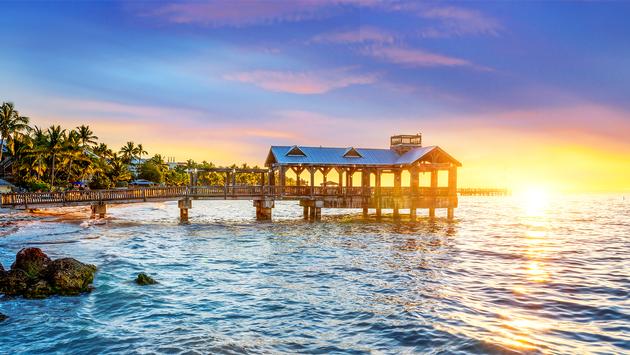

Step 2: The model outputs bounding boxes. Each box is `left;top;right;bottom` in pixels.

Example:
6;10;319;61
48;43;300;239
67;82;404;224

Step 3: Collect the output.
1;1;629;192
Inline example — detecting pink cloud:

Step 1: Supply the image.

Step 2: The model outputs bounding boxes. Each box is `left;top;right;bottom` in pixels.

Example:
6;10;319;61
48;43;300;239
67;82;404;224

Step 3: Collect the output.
419;6;501;38
144;0;380;27
224;69;377;94
311;26;395;44
361;45;473;68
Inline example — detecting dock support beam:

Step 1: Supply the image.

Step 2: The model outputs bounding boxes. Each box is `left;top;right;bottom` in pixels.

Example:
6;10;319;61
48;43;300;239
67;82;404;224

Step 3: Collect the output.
254;199;274;221
90;203;107;219
178;198;192;223
300;200;322;221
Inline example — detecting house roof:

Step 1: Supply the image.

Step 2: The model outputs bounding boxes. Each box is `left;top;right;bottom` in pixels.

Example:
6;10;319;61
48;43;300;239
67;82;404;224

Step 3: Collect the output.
265;145;461;167
0;179;16;187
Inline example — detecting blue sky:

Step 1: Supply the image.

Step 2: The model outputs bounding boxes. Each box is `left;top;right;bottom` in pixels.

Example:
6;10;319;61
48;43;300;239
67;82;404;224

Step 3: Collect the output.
1;1;629;190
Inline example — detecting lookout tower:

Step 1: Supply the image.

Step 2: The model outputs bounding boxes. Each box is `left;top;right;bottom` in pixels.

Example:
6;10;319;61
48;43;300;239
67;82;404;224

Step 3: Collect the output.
390;133;422;155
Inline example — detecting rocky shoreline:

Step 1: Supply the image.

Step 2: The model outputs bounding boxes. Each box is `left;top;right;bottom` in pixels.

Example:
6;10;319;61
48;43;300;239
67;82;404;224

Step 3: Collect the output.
0;248;97;299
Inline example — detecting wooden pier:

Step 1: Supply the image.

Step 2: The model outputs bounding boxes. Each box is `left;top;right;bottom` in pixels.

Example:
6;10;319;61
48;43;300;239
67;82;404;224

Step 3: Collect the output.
1;134;462;223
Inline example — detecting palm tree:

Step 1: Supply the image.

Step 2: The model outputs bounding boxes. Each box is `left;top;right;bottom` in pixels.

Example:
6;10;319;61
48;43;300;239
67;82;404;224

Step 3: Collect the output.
94;143;113;159
0;102;30;163
136;144;147;160
45;125;67;188
120;141;137;164
76;125;98;148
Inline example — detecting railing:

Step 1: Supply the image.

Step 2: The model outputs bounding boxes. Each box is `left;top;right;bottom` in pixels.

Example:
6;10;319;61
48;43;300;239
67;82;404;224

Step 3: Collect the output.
1;185;453;208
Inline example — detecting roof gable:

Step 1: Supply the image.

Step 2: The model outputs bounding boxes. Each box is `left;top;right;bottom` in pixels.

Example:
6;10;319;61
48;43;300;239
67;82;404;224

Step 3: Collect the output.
343;147;362;158
285;145;306;157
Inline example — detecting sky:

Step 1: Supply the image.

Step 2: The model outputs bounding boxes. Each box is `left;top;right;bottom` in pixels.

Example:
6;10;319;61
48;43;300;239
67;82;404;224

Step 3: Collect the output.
1;0;629;192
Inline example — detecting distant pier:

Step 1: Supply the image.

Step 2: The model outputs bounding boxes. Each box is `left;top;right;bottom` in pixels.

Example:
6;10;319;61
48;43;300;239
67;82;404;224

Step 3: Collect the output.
458;188;511;196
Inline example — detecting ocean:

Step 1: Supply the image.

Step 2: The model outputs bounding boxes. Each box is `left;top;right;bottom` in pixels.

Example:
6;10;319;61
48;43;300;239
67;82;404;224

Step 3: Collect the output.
0;195;628;354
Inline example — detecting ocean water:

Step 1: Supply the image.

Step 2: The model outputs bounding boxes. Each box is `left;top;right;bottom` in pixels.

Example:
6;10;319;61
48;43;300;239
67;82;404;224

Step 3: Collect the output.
0;195;628;354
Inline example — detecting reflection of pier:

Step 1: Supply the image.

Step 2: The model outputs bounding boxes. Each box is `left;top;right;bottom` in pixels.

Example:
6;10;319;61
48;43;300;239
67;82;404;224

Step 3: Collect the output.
1;134;462;223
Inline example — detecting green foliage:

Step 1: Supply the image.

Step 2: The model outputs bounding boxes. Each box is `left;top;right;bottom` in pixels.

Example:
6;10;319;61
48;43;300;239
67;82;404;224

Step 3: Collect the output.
138;162;164;183
27;180;51;192
164;169;189;186
89;173;113;190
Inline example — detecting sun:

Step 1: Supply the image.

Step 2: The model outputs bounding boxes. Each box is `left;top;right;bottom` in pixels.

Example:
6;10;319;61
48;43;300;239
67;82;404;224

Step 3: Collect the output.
516;186;551;216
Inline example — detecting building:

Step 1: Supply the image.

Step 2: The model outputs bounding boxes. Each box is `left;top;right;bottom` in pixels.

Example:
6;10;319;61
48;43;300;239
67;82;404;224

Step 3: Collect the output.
264;133;461;219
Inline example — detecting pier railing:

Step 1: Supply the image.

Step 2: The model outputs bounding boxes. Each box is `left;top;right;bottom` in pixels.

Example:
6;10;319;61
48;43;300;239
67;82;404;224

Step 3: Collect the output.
1;185;453;208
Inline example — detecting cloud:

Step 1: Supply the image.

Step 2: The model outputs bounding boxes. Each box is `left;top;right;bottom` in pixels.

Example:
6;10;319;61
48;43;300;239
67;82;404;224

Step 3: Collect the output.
143;0;379;27
418;6;502;38
223;68;377;94
311;26;395;44
360;45;473;68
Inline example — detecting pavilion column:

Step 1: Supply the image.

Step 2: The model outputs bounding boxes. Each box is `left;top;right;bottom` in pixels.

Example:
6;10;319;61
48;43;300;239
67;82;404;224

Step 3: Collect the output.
429;169;438;218
309;167;316;196
375;169;382;219
393;169;401;219
336;168;344;195
447;166;458;220
410;168;418;221
361;170;369;218
279;166;286;196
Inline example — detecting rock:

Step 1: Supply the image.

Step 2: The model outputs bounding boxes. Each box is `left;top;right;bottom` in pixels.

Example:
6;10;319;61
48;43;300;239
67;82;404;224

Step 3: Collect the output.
0;269;29;296
0;313;7;322
135;273;157;285
46;258;97;296
11;248;51;280
24;279;53;299
0;262;4;272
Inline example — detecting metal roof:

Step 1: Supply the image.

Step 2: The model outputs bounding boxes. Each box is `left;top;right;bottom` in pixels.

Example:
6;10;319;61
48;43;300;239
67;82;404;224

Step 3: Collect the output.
266;145;461;167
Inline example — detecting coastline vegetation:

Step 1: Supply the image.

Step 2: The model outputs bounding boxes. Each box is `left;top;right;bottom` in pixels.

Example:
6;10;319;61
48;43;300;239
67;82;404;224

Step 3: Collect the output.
0;102;267;191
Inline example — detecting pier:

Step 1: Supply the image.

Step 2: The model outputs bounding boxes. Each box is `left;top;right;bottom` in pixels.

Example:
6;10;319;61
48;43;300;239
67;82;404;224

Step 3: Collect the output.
1;134;461;222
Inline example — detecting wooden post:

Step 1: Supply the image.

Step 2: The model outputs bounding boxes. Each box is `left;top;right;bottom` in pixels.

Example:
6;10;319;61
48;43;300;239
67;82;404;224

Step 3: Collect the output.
309;167;316;196
447;166;457;220
429;169;438;218
303;206;309;219
410;168;418;221
336;168;344;195
178;198;192;224
254;199;274;221
91;203;107;219
362;169;369;218
375;169;382;219
279;166;286;196
393;169;401;219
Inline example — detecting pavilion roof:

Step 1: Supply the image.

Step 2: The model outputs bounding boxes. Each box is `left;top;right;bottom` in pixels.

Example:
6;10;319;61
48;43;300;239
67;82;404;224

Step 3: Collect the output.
265;145;461;167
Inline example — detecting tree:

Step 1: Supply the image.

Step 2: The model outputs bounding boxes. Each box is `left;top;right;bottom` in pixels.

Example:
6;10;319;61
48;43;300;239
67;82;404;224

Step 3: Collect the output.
76;125;98;148
45;125;67;188
138;161;163;183
0;102;30;162
119;141;137;164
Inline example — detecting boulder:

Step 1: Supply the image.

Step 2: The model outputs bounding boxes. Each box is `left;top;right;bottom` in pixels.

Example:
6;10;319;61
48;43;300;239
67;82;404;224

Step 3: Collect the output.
0;313;7;322
135;273;157;285
11;248;51;279
46;258;97;296
0;262;4;272
24;279;53;299
0;269;29;296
